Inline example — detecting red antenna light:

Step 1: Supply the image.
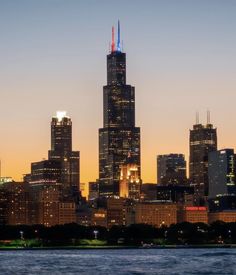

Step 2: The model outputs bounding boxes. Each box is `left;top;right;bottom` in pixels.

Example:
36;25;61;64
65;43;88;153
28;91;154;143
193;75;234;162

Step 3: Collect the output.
111;26;115;52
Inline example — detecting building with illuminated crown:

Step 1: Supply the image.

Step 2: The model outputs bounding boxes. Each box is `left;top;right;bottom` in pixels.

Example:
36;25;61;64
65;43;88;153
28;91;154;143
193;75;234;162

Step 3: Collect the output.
99;22;141;197
48;111;80;199
120;161;140;200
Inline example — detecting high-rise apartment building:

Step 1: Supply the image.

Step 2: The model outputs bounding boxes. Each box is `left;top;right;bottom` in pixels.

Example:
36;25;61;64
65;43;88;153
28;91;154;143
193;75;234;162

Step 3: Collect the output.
4;182;30;225
157;154;187;185
189;117;217;200
99;22;141;196
48;111;80;198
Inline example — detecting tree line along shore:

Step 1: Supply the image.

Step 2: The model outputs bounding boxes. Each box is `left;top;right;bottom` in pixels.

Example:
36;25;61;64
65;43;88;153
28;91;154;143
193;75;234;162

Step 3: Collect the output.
0;221;236;248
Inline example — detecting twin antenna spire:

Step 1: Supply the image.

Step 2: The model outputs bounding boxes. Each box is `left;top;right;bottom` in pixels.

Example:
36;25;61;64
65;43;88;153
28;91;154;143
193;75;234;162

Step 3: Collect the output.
111;20;121;53
195;110;211;125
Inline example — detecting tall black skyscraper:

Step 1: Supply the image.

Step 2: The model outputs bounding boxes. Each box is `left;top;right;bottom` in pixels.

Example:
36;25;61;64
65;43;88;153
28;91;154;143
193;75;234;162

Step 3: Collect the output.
48;111;80;198
189;113;217;202
99;23;141;196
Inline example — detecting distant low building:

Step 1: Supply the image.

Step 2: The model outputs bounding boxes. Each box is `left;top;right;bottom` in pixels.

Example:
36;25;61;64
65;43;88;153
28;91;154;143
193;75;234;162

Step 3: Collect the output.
91;208;107;227
88;197;135;228
208;195;236;212
141;183;157;200
0;177;13;184
208;210;236;223
135;201;177;227
177;206;208;224
156;185;194;203
59;202;76;225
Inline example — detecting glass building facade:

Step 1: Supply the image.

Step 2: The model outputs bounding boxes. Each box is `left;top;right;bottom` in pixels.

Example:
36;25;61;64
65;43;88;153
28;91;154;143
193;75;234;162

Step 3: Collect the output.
208;149;236;198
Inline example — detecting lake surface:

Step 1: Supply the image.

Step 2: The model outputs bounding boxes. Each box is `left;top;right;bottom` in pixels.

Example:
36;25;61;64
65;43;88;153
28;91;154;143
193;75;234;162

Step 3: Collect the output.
0;248;235;274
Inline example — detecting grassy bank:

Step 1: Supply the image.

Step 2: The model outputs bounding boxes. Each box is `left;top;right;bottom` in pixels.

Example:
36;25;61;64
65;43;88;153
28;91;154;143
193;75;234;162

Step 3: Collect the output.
0;239;236;250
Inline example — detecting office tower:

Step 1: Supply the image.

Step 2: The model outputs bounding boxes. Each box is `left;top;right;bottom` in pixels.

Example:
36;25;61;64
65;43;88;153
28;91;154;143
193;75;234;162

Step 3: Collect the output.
208;149;236;198
99;22;141;196
157;154;187;185
189;114;217;201
29;160;61;185
30;183;61;226
48;111;80;198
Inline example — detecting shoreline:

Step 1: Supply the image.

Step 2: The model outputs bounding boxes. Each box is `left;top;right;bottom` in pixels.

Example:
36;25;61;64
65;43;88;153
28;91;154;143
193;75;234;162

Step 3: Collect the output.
0;244;235;250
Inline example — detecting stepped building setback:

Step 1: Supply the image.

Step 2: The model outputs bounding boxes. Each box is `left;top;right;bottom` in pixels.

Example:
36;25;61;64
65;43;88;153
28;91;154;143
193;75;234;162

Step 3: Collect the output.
99;22;141;197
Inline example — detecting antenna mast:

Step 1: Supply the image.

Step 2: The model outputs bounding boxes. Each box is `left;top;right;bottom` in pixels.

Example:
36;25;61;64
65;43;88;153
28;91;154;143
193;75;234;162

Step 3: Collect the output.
117;20;121;52
196;111;199;124
111;26;115;52
207;110;211;124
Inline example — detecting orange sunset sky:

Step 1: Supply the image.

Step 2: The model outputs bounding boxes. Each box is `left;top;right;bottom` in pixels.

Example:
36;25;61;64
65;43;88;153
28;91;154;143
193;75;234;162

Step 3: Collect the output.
0;1;236;184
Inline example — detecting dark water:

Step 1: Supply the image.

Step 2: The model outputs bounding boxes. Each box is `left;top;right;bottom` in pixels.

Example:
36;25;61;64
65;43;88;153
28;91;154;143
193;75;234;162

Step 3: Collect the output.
0;248;235;274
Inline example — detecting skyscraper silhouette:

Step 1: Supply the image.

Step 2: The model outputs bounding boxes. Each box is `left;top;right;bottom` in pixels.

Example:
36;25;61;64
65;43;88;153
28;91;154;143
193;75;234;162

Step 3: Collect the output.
189;113;217;203
99;22;141;196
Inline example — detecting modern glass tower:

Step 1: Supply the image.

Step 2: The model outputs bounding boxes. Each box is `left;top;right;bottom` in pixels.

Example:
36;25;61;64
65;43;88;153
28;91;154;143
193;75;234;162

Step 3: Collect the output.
48;111;80;198
208;149;236;212
208;149;236;198
99;22;141;197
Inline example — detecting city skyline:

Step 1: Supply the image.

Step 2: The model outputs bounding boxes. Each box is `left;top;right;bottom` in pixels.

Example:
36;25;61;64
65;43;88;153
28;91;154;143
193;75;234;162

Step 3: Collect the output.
1;1;236;184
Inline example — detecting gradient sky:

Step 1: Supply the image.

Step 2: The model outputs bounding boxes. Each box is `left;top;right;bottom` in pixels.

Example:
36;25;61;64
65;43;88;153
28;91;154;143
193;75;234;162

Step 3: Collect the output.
0;0;236;183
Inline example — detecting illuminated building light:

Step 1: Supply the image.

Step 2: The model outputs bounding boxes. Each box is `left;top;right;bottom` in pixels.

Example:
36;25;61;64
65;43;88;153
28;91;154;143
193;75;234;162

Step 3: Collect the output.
185;206;207;211
117;20;121;52
56;111;67;122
